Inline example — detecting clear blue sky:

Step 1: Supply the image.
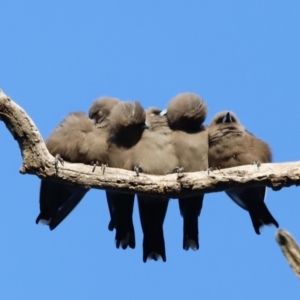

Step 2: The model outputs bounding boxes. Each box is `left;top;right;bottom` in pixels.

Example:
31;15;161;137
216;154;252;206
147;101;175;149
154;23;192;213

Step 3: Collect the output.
0;1;299;299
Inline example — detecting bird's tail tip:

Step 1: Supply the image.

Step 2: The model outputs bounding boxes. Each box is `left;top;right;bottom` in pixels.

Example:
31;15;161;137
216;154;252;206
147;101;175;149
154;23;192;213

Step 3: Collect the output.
143;233;166;262
183;239;199;251
115;230;135;249
143;251;166;263
35;214;51;225
182;220;200;250
249;204;279;234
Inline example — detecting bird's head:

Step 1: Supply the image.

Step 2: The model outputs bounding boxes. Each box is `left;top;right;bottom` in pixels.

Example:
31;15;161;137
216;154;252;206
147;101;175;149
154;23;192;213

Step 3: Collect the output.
89;97;120;125
163;93;207;131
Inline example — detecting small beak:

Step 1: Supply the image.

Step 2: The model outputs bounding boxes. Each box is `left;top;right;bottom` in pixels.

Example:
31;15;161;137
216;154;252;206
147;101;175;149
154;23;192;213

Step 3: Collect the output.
222;112;232;123
142;122;149;129
160;109;167;116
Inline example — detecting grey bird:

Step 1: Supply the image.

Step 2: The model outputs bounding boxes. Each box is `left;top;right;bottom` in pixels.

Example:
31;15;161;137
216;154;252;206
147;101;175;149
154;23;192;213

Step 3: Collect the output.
208;111;279;234
106;101;148;250
125;107;179;262
88;97;121;233
36;97;118;230
163;93;208;250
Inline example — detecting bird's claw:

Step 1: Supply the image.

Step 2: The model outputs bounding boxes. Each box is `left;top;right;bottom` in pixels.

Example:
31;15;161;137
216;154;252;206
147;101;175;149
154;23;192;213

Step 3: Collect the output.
173;166;184;174
134;166;143;176
252;161;261;169
207;167;214;175
91;161;99;172
101;164;108;175
173;166;184;179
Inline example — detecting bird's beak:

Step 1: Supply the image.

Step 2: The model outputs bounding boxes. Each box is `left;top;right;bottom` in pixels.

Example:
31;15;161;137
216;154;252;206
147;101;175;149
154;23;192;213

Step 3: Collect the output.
222;112;232;123
160;109;167;116
142;122;149;129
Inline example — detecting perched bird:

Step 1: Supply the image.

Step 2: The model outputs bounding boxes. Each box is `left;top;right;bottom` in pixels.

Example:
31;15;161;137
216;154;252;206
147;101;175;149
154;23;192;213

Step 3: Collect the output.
105;101;148;250
88;97;120;233
36;97;119;230
208;111;279;234
163;93;208;250
125;107;179;262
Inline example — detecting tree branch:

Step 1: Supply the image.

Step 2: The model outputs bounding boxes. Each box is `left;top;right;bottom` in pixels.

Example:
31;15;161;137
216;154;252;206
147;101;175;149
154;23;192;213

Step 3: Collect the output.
276;229;300;279
1;89;300;198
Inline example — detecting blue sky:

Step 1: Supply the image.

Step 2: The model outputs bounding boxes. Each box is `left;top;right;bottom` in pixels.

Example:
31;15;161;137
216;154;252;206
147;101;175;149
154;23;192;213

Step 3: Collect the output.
0;1;299;299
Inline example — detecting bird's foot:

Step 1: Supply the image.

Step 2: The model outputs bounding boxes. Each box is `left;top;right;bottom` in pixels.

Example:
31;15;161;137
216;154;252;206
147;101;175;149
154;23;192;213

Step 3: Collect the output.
252;161;261;169
207;167;214;175
173;166;184;174
101;164;108;175
91;161;99;172
173;167;184;178
134;166;143;176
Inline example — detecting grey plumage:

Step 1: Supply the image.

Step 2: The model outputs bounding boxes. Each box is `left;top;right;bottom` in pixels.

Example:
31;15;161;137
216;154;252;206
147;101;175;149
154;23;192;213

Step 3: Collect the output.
208;111;279;234
165;93;208;250
88;97;121;234
37;97;118;230
46;112;110;164
89;97;120;126
105;101;147;250
125;107;178;262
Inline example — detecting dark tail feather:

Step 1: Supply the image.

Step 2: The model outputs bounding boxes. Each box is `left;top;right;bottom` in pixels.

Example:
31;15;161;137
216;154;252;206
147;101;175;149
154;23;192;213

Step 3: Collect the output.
248;203;279;235
36;180;69;225
49;188;88;230
36;212;51;225
179;196;203;250
143;227;166;262
106;191;135;249
106;193;116;231
138;195;169;262
37;180;82;227
115;219;135;249
183;218;199;250
108;219;115;231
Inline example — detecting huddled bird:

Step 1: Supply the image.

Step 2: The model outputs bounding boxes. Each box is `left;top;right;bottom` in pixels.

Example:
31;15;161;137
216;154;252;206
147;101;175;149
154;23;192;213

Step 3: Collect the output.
123;106;178;262
162;92;208;251
208;111;279;234
105;101;148;250
36;97;119;230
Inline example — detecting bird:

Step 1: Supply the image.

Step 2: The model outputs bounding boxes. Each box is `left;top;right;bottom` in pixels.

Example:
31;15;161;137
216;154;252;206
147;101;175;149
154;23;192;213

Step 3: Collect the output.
36;97;119;230
88;97;120;233
208;111;279;234
162;92;208;250
124;107;179;262
105;101;149;250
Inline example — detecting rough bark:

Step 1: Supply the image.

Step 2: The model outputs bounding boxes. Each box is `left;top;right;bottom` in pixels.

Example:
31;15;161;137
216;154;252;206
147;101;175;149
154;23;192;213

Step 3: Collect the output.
276;229;300;279
1;89;300;198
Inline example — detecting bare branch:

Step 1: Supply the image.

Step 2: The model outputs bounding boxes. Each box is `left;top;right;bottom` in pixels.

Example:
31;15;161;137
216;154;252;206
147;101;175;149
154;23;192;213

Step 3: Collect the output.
276;229;300;279
1;89;300;198
0;89;52;171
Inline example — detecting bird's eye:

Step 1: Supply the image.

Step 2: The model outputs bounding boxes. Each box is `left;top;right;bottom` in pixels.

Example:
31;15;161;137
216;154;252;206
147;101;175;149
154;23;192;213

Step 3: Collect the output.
215;117;224;124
